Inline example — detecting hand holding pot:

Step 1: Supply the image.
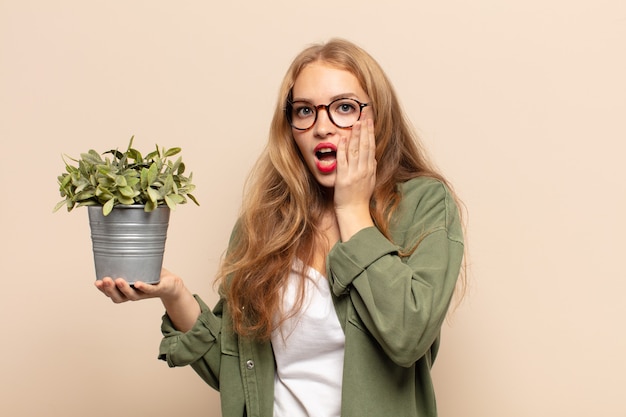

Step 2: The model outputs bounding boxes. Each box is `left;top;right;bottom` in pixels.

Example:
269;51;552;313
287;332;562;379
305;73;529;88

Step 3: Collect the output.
95;268;201;332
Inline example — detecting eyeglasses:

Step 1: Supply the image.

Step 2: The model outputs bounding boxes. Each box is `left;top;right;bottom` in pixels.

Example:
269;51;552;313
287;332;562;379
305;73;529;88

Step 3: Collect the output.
287;98;370;131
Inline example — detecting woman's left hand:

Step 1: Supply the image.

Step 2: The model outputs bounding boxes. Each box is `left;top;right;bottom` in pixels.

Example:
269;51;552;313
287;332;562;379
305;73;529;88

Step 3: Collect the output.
334;117;377;241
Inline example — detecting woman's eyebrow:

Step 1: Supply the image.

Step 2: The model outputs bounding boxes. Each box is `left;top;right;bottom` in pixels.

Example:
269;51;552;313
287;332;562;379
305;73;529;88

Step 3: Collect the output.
291;93;360;103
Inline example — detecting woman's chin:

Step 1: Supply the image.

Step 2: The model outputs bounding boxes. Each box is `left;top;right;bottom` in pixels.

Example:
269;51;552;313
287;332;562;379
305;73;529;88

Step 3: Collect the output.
313;172;336;189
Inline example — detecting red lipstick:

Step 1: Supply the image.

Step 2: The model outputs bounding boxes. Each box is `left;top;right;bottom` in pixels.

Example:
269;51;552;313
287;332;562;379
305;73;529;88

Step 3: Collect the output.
314;142;337;173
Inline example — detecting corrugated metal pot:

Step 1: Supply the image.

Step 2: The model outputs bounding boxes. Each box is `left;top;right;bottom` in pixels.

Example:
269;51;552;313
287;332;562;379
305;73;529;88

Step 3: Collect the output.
88;205;170;285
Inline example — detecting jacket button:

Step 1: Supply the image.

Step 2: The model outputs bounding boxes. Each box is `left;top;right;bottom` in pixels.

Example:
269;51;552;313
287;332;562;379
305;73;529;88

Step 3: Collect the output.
246;360;255;370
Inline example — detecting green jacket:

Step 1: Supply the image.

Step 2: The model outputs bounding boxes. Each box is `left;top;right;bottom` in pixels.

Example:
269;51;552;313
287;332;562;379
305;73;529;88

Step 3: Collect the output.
159;177;464;417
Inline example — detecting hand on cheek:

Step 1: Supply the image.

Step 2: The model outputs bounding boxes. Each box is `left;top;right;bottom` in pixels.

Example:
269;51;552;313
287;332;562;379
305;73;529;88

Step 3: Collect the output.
334;118;377;241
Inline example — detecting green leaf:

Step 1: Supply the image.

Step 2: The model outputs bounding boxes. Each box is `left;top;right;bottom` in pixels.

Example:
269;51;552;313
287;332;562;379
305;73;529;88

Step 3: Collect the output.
81;150;103;165
98;166;117;180
144;200;156;212
102;198;115;216
115;175;127;187
163;147;181;157
95;186;114;200
53;199;68;213
125;175;140;188
119;186;136;197
140;167;149;189
75;190;96;201
164;194;176;210
169;194;184;204
74;181;90;193
127;148;142;162
145;150;159;161
118;195;135;205
60;174;72;188
163;174;174;194
147;187;160;203
187;193;200;206
146;163;158;185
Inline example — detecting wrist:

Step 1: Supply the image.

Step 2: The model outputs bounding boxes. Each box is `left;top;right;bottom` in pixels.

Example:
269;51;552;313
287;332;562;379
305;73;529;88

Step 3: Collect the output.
160;275;189;306
335;205;374;241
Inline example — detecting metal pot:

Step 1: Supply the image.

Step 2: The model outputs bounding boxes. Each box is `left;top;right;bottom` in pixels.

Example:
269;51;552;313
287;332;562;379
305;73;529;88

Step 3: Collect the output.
88;205;170;285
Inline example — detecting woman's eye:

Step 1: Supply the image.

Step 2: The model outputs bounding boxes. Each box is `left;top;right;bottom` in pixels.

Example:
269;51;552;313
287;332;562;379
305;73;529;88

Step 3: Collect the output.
336;101;357;114
295;106;314;118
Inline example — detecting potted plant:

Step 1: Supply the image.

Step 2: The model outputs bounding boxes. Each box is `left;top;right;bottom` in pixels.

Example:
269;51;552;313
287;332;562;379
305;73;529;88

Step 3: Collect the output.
54;136;199;284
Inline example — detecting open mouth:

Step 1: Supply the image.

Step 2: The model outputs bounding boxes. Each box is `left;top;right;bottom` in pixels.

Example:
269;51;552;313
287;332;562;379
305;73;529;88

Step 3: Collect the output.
316;147;337;161
314;143;337;173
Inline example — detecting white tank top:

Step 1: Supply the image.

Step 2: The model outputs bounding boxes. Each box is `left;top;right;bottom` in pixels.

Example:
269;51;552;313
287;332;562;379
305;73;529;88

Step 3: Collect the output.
271;262;345;417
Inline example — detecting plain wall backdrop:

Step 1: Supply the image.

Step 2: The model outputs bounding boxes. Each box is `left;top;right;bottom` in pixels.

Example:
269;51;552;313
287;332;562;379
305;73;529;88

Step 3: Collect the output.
1;1;624;416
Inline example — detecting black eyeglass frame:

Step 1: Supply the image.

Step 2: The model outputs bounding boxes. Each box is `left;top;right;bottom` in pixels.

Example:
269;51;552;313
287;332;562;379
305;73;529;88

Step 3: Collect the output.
286;97;370;131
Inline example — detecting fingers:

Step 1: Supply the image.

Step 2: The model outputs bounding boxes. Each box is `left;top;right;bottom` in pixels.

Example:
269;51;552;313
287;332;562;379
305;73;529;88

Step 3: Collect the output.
336;134;349;169
346;120;362;164
132;280;159;296
94;277;149;303
95;277;128;303
363;118;376;171
337;118;376;173
345;118;376;176
336;120;360;170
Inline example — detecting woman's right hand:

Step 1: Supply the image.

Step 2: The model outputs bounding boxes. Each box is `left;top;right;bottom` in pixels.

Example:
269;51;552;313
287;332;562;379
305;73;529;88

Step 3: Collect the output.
94;268;184;304
94;268;201;332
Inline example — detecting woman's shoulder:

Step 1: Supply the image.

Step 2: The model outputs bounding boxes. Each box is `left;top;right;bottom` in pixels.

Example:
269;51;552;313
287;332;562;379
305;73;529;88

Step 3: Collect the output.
397;176;453;208
398;175;446;193
394;176;463;243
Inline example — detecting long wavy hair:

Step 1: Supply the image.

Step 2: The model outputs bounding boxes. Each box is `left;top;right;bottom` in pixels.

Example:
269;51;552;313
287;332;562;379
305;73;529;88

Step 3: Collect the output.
216;38;464;340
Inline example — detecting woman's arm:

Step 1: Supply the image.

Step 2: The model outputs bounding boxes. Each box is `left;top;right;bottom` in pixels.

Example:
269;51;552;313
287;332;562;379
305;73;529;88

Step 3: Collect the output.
95;270;224;388
329;179;464;367
159;295;224;390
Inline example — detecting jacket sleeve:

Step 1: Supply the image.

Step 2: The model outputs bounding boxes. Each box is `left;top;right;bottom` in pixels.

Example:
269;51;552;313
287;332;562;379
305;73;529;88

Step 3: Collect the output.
158;295;224;390
327;179;464;367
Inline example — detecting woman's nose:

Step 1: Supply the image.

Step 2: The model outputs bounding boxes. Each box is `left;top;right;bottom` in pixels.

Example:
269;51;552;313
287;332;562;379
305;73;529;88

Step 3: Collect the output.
312;108;335;136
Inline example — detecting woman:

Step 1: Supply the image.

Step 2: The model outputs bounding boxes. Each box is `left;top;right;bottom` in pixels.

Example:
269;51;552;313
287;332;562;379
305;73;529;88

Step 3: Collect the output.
96;38;465;417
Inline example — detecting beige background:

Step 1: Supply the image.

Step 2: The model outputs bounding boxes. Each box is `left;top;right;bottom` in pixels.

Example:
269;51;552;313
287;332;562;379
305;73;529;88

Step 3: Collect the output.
1;0;625;416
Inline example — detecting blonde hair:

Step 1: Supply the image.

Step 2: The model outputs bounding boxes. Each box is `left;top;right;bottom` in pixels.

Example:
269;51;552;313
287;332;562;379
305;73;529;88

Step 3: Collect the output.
217;38;463;340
